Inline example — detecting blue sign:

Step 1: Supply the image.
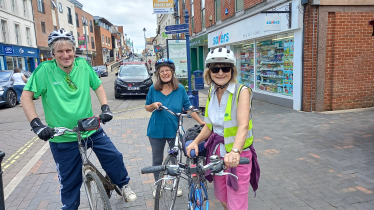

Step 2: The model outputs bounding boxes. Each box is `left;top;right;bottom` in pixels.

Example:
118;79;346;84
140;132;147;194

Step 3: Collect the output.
4;46;14;54
213;32;229;45
165;29;189;34
165;24;189;31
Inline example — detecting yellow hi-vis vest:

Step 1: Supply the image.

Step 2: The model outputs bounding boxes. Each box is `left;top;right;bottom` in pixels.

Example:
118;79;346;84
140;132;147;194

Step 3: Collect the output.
204;83;253;152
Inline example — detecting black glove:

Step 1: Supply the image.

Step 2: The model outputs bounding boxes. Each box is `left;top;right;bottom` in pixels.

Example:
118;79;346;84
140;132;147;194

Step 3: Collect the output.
99;104;113;124
30;118;54;141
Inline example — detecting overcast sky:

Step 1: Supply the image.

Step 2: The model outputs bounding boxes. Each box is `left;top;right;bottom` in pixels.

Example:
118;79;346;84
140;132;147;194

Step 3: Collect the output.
78;0;157;54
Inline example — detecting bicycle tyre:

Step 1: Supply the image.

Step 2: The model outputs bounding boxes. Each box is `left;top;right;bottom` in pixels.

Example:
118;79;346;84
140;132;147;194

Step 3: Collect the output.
155;154;180;210
84;171;112;210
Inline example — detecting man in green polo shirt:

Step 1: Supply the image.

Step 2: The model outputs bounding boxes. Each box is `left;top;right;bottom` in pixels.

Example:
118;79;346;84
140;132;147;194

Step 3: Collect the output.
21;29;137;210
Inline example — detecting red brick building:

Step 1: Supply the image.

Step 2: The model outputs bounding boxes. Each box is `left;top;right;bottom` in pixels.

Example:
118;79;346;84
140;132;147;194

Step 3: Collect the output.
302;0;374;111
93;17;113;66
74;6;96;63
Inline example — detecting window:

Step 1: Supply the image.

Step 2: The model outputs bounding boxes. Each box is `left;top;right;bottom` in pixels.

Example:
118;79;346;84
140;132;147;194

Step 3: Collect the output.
41;21;45;33
90;20;93;32
102;35;104;44
0;0;4;9
86;36;89;43
26;27;31;46
67;7;72;24
37;0;44;13
201;0;205;29
23;0;27;18
53;25;57;30
77;32;80;41
108;37;110;46
15;24;20;45
1;20;8;43
11;0;17;14
236;0;244;12
215;0;221;21
58;2;62;13
191;0;194;32
91;36;94;49
76;13;79;27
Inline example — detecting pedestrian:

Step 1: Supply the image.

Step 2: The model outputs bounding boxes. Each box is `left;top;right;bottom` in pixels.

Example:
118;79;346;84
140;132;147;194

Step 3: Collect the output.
186;48;260;210
20;29;137;210
11;68;28;107
148;59;151;66
145;58;205;198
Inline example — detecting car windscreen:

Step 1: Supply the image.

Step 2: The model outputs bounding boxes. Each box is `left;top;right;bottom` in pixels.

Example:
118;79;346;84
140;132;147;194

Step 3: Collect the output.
119;66;149;77
0;72;11;82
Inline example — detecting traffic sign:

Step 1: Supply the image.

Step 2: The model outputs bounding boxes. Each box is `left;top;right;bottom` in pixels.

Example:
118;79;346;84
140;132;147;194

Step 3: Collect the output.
165;24;189;31
165;29;189;34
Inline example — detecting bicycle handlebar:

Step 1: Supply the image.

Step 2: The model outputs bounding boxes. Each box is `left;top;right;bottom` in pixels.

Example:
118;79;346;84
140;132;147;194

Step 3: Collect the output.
156;105;200;117
141;165;166;174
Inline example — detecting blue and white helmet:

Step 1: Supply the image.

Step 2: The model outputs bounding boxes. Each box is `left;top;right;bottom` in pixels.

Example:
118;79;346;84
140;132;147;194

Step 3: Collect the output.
48;29;76;47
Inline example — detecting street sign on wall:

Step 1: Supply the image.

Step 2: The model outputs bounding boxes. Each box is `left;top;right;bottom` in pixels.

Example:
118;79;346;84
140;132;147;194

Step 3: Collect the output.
165;24;189;31
165;29;189;34
153;0;174;14
167;39;187;79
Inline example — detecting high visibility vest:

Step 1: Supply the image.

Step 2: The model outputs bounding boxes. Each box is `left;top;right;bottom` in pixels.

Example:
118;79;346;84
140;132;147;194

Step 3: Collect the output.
204;83;253;152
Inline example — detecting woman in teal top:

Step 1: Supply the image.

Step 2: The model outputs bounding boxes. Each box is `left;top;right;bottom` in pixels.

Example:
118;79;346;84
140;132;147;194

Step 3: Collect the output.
145;58;205;197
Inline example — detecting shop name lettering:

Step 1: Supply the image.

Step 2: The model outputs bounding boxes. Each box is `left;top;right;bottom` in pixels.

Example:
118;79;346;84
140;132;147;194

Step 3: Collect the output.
154;0;172;7
213;32;229;45
266;21;280;25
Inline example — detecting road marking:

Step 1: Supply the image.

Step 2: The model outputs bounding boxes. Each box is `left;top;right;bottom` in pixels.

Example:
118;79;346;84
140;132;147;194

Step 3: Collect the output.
1;136;38;170
4;141;50;200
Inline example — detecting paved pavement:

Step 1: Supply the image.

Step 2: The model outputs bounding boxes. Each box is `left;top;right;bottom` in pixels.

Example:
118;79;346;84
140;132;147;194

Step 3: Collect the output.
3;89;374;209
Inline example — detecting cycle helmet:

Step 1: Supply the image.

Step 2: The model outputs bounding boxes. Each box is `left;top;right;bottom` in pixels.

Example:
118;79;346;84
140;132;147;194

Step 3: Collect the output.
155;58;175;72
48;29;76;47
205;47;236;68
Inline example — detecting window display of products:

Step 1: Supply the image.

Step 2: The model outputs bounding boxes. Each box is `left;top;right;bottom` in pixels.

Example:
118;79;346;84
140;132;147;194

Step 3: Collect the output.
235;33;294;96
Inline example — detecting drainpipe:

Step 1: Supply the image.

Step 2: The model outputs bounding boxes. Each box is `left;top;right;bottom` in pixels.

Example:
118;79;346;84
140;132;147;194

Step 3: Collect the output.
310;6;316;112
301;3;307;111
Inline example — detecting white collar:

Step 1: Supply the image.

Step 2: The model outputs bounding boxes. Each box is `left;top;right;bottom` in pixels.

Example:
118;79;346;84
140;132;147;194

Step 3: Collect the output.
212;82;235;95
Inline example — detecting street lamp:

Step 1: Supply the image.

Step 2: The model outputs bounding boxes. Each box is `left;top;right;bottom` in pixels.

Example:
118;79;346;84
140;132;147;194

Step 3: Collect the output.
143;27;147;61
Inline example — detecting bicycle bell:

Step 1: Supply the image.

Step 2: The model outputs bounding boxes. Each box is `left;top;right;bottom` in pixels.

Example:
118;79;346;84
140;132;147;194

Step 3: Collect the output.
209;155;220;162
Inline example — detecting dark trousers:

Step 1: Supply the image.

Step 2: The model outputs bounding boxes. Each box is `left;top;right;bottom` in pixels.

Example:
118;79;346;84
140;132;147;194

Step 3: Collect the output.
49;128;130;210
148;137;175;181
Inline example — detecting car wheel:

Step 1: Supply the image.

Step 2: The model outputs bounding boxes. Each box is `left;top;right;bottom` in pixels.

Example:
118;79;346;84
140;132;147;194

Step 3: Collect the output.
115;92;121;99
6;90;17;108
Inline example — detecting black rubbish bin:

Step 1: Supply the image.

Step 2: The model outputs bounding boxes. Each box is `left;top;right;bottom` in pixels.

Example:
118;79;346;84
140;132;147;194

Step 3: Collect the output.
0;150;5;210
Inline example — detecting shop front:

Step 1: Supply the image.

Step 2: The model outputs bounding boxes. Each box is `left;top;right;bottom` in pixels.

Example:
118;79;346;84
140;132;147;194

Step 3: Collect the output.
190;34;208;73
39;46;53;62
208;0;303;110
0;44;40;72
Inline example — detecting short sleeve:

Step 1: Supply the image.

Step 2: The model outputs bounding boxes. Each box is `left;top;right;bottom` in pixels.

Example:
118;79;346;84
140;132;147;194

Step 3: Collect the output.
23;65;47;98
145;85;154;105
85;60;101;90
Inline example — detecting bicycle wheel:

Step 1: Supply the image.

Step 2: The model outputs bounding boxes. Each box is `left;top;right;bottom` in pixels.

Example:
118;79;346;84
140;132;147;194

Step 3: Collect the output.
155;154;180;210
84;171;112;210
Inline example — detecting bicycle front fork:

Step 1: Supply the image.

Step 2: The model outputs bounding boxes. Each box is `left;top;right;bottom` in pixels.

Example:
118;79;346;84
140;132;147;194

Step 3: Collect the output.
189;182;209;210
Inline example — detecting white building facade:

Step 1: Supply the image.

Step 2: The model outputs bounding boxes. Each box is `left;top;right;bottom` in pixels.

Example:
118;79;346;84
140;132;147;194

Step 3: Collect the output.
156;13;175;58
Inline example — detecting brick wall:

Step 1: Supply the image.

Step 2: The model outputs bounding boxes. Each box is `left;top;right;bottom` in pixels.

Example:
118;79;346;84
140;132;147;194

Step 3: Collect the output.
205;0;215;28
244;0;263;10
324;11;374;110
74;8;95;52
93;26;112;66
302;4;319;111
32;0;59;48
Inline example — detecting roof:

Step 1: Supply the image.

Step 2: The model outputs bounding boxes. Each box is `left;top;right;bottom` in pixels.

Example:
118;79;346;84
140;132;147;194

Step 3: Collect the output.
93;16;113;26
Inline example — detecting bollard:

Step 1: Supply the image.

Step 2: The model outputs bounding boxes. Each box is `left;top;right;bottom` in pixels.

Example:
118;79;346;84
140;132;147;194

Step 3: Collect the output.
0;151;5;210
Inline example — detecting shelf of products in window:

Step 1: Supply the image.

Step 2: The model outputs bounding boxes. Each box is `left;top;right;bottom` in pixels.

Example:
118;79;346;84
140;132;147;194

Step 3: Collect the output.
259;74;284;78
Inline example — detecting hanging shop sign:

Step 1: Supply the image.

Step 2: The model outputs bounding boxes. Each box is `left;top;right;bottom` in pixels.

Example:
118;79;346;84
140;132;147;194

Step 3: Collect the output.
264;16;281;31
167;39;188;79
153;0;174;14
78;36;86;50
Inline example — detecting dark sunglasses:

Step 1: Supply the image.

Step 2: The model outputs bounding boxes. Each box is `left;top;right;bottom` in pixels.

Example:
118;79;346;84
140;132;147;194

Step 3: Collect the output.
210;67;231;73
65;75;77;91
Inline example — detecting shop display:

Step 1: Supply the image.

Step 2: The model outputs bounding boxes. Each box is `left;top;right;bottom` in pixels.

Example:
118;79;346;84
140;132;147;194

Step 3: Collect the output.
238;43;255;89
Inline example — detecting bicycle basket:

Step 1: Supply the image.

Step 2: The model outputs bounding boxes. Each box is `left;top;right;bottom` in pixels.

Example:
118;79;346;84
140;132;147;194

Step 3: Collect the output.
182;124;204;156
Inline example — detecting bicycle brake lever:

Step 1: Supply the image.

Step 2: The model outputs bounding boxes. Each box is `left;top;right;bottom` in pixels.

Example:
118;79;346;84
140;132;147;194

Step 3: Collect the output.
214;171;239;180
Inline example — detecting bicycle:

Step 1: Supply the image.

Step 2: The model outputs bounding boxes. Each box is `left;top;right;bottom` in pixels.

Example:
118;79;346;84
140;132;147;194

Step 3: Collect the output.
141;155;250;210
151;105;200;210
53;117;122;210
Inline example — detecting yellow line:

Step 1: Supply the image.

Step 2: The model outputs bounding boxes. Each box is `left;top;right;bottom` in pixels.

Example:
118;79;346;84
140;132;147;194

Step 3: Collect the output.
1;136;38;170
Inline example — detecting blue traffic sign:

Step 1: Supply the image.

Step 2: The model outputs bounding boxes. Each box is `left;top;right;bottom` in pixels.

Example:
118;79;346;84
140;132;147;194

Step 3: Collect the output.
165;24;189;31
165;29;189;34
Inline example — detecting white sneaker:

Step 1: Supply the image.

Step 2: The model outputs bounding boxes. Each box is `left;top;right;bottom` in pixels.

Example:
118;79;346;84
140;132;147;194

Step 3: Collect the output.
177;186;182;197
122;185;137;202
153;188;157;198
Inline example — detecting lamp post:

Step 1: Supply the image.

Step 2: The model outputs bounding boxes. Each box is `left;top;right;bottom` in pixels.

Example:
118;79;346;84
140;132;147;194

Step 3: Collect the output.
82;18;89;63
143;27;147;61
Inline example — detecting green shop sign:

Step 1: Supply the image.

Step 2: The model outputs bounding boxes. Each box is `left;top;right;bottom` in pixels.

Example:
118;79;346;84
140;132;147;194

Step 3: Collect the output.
190;34;208;48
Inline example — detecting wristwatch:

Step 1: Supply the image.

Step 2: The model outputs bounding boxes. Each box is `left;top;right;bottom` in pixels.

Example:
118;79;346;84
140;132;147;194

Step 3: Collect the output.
231;148;241;154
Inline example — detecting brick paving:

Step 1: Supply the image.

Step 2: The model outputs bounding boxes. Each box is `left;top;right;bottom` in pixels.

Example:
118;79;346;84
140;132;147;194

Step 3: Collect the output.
3;97;374;209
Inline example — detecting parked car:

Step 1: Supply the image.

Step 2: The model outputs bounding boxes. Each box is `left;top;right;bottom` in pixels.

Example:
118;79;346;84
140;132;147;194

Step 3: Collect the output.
0;70;31;108
92;65;108;77
94;67;101;78
114;65;153;99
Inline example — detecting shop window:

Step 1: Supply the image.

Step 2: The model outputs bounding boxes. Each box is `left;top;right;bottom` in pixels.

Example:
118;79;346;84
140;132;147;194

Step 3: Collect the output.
1;20;8;43
0;56;4;70
236;0;244;12
15;24;20;45
41;21;45;33
6;56;13;70
256;34;294;96
37;0;44;13
18;57;25;70
215;0;221;21
236;42;255;89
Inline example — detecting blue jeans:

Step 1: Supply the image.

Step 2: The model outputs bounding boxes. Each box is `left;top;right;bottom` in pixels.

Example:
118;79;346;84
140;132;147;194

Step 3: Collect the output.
13;85;24;103
49;128;130;210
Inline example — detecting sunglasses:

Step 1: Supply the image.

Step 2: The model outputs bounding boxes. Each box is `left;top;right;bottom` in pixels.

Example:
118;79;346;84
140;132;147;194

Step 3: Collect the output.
65;75;77;91
210;67;231;73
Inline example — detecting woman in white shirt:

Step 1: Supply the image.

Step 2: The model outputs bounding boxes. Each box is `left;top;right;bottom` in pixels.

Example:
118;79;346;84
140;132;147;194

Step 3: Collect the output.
12;68;28;107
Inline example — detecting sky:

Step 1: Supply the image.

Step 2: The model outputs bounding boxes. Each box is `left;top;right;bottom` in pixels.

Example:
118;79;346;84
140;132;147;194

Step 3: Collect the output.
78;0;158;54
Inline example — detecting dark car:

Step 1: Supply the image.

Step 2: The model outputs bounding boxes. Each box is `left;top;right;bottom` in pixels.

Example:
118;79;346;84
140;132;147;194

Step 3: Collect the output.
114;65;153;99
93;65;108;77
0;70;31;108
94;67;101;78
